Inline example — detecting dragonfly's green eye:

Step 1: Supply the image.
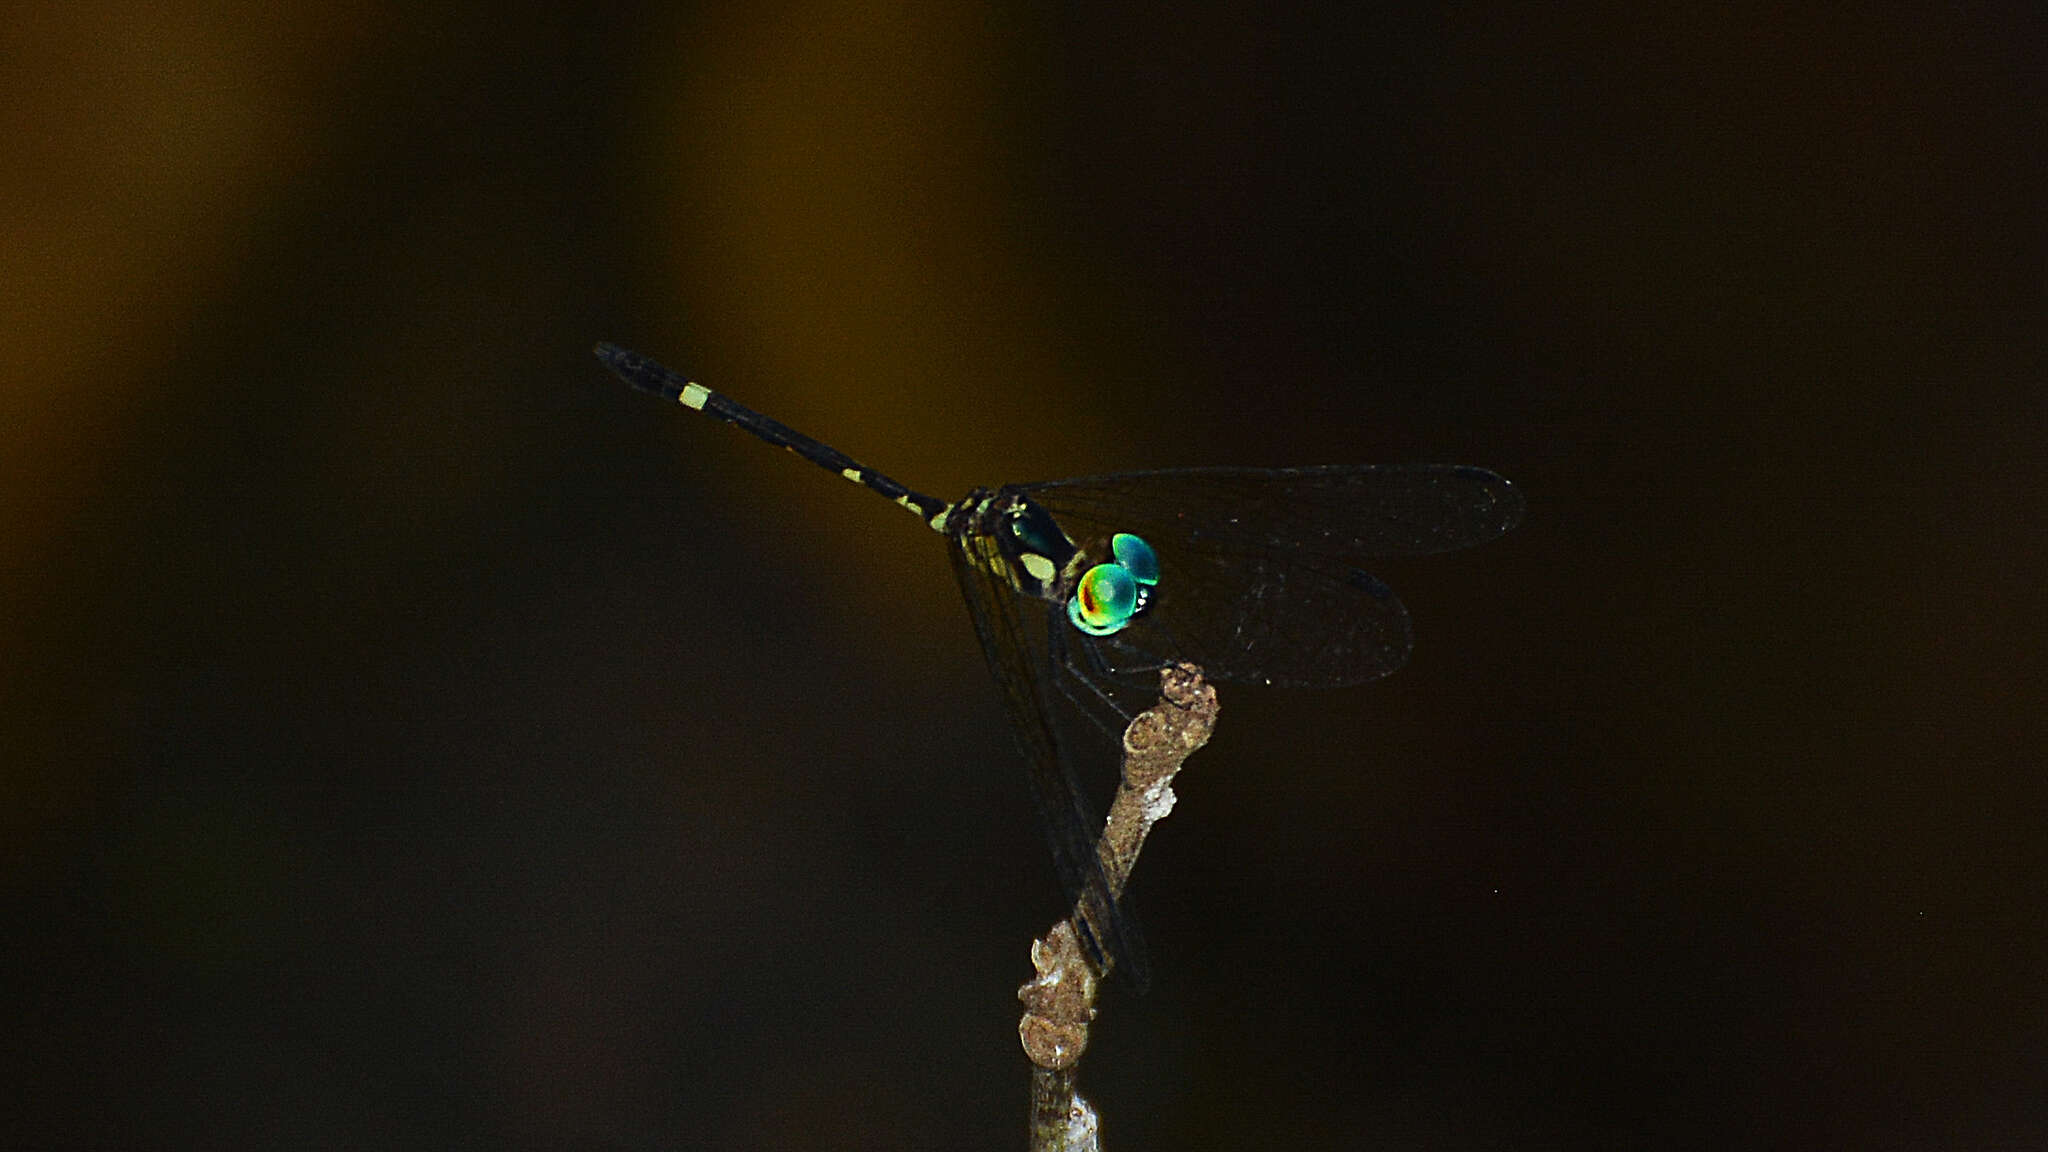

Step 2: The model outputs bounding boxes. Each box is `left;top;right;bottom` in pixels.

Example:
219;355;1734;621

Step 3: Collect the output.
1111;533;1158;586
1068;562;1141;636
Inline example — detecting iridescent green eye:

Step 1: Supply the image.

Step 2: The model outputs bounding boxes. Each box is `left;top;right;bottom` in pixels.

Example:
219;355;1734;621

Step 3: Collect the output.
1111;533;1158;586
1067;562;1140;636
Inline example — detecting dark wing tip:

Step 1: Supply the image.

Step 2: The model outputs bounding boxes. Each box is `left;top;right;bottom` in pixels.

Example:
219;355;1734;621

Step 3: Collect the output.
1347;569;1397;601
1452;465;1526;539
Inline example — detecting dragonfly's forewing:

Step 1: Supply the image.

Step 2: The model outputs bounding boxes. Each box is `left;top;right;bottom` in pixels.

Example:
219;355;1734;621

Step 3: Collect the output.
1027;465;1522;557
1027;465;1521;688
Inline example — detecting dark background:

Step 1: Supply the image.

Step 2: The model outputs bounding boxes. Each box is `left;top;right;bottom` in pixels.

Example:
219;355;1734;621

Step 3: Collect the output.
5;2;2041;1148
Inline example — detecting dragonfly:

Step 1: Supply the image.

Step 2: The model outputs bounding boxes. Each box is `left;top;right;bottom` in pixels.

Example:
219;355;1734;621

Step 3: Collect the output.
596;342;1523;989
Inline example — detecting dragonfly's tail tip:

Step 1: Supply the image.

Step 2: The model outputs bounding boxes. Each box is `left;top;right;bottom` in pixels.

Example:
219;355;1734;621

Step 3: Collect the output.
593;342;652;383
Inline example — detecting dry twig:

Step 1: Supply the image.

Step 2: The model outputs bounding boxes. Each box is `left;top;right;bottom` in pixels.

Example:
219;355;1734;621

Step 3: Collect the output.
1020;663;1218;1151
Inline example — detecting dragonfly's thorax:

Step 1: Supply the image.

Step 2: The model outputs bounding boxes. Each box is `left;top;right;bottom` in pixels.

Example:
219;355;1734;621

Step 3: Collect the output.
949;488;1090;603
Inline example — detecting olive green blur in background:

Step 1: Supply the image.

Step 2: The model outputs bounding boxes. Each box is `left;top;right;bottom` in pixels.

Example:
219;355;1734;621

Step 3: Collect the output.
4;2;2041;1148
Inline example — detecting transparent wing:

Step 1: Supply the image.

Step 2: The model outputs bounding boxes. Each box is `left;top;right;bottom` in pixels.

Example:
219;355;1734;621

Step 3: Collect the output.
947;528;1151;989
1026;465;1521;688
1108;546;1414;689
1027;464;1523;558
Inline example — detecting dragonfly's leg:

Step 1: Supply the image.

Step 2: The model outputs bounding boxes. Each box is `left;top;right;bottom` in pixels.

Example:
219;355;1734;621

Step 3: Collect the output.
1057;659;1133;735
1046;617;1136;736
1090;632;1176;680
1077;610;1188;686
